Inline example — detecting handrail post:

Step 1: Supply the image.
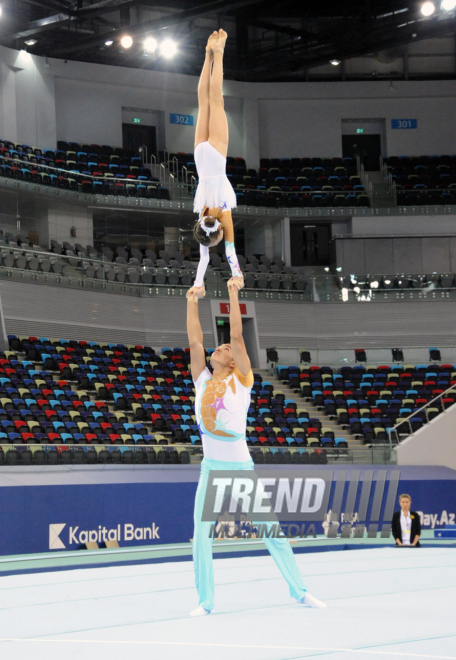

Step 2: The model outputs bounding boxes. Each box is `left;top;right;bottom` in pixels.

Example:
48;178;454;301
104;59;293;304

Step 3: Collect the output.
388;382;456;448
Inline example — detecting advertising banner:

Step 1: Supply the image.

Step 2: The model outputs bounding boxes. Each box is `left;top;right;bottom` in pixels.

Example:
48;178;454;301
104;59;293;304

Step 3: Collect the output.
0;468;455;556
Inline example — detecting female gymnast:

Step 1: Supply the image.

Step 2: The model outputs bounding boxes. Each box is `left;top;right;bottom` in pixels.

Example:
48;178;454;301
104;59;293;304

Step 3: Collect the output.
189;30;244;297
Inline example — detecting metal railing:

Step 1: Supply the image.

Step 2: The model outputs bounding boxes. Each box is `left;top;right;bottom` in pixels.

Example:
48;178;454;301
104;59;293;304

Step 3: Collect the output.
2;247;456;303
0;442;395;466
3;151;454;212
269;345;456;367
387;383;456;449
0;153;154;187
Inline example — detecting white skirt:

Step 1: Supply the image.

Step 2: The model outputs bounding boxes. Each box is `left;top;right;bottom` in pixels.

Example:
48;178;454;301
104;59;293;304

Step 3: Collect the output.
193;141;237;213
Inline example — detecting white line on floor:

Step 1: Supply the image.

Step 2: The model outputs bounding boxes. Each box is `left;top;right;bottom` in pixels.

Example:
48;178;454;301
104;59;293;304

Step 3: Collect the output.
0;638;455;658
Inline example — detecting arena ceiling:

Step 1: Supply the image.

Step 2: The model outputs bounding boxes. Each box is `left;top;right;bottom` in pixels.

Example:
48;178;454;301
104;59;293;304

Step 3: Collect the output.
0;0;455;81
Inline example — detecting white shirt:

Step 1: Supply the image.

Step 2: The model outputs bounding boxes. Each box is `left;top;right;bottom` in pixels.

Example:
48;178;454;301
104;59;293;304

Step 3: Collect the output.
400;510;412;545
194;366;253;462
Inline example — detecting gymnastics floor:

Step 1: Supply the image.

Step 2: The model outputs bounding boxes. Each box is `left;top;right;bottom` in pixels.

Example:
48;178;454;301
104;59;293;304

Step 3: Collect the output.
0;546;455;660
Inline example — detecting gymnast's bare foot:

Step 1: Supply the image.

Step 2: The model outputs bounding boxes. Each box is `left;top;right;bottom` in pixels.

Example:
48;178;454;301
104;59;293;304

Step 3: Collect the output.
206;31;218;54
213;29;227;53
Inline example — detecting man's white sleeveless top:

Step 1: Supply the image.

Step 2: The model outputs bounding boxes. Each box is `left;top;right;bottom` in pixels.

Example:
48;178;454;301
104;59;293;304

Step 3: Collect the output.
194;366;253;462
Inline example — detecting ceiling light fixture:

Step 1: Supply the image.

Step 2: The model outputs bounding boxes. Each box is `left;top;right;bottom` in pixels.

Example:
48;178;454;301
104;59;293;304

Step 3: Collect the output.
25;39;37;46
144;36;157;53
120;35;133;49
330;59;341;66
420;1;435;15
105;39;113;46
160;39;178;59
441;0;456;9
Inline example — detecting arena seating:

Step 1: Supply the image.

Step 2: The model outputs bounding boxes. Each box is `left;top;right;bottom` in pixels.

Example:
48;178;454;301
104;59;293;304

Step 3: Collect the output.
211;253;308;292
0;336;340;466
385;155;456;206
277;363;455;445
0;234;310;292
0;139;170;199
166;151;370;208
254;156;369;208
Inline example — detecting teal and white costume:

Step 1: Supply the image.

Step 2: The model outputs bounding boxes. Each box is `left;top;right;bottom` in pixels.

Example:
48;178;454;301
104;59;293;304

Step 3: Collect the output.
192;366;308;612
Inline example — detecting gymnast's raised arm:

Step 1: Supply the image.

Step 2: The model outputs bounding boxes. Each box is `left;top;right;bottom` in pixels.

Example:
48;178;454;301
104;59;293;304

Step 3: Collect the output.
186;286;206;382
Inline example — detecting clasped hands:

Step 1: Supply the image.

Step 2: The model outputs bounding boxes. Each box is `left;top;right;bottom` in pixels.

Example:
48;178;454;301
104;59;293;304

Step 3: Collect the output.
187;276;244;301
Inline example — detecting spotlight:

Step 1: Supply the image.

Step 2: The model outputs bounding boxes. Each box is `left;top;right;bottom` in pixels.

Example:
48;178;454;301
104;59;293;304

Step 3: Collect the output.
144;36;157;53
105;39;113;46
160;38;177;59
420;1;435;15
330;59;341;66
120;35;133;49
441;0;456;8
25;39;37;46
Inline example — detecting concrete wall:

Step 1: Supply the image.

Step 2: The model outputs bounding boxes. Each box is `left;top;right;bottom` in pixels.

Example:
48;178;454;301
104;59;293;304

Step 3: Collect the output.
1;45;456;170
0;49;57;150
396;404;456;470
335;235;456;275
256;80;456;159
3;279;456;352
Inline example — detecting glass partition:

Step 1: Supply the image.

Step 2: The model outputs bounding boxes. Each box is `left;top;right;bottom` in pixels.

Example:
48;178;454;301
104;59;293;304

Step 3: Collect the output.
0;442;396;467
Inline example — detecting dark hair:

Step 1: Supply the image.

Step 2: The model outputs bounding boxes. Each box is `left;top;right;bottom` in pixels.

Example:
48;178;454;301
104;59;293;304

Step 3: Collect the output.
193;216;220;246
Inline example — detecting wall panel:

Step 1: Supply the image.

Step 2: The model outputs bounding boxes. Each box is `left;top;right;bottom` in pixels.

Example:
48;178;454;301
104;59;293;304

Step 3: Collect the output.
342;239;366;274
393;238;422;273
421;237;451;273
364;239;394;274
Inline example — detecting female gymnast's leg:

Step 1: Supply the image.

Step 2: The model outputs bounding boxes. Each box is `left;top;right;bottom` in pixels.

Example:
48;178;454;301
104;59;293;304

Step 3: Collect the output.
194;32;218;151
208;29;229;159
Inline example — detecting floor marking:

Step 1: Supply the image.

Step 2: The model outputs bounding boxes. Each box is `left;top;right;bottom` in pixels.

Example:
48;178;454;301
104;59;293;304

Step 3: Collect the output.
1;580;455;616
1;557;455;596
0;637;455;658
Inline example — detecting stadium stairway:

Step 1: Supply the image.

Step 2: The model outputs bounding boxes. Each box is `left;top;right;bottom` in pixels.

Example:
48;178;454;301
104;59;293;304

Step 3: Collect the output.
256;367;365;449
364;171;395;208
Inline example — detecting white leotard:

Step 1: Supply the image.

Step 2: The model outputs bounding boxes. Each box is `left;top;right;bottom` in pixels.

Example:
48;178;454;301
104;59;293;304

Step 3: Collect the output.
193;141;237;213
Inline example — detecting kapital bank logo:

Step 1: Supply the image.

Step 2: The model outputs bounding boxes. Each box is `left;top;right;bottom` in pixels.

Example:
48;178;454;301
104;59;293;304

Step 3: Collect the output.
49;522;160;550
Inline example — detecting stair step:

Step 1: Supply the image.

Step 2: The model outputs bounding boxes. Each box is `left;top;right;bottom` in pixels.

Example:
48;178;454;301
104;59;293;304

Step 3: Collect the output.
256;368;366;448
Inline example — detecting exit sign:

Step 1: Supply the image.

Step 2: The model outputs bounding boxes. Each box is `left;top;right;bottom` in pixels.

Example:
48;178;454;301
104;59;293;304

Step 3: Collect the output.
133;118;141;123
356;128;364;134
